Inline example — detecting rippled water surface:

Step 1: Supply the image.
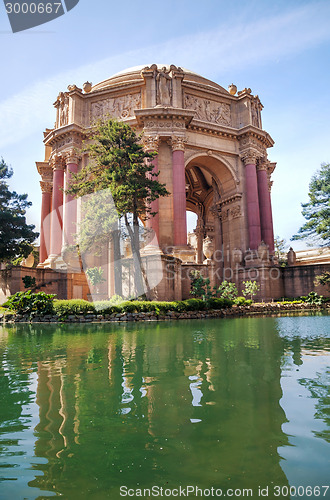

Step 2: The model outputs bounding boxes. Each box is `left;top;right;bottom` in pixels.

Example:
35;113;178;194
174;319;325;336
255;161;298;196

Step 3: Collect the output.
0;314;330;499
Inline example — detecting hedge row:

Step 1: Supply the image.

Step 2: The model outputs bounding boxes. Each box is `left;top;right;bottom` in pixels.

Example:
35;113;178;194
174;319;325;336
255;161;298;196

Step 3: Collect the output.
54;297;241;318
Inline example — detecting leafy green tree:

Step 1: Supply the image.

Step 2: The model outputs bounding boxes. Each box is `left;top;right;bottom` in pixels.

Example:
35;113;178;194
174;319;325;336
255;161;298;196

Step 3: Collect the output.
189;270;212;301
66;119;169;298
0;158;38;262
314;272;330;290
242;280;260;301
216;280;238;300
292;163;330;246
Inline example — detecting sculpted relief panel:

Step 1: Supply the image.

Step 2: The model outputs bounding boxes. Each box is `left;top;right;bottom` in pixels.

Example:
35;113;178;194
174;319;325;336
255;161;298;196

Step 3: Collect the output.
91;93;141;121
184;94;231;126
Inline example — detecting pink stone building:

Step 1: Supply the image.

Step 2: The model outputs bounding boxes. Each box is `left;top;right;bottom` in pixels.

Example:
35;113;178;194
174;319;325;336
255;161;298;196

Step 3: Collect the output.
36;64;282;301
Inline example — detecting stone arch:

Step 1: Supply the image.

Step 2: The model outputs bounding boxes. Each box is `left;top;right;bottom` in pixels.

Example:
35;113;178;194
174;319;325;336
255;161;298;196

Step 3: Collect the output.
185;153;242;277
184;152;239;196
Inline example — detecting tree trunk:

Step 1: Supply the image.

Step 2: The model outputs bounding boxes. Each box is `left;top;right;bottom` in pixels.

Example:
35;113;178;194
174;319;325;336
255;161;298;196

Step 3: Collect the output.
112;220;122;297
124;213;151;299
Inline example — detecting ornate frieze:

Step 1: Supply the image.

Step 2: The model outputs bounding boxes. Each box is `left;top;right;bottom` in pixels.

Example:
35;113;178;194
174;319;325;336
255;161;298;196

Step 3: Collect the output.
144;119;185;130
230;205;241;219
218;204;241;222
91;93;141;121
184;93;231;126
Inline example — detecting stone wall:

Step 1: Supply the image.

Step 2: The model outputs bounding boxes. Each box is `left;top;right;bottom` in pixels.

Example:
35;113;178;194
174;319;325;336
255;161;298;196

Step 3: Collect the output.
0;267;89;304
282;263;330;298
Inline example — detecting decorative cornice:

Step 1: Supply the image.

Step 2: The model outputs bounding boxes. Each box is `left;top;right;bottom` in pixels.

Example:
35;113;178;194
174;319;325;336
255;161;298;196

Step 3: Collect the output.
135;107;195;127
238;127;274;149
36;161;53;181
43;123;86;148
217;193;242;207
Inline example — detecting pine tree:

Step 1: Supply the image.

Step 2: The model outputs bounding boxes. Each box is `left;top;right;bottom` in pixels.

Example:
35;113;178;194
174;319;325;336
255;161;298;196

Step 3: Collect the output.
292;163;330;246
0;158;38;262
66;119;169;298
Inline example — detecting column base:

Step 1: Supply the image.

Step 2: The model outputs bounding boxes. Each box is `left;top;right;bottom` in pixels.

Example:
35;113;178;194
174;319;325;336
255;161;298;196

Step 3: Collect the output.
43;254;68;271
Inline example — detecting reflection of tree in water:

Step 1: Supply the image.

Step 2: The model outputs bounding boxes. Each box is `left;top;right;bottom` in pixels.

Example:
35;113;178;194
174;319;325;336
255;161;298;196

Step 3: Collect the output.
299;370;330;443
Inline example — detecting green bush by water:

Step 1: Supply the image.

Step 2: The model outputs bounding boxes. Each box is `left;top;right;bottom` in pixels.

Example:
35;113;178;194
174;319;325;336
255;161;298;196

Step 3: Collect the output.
4;291;56;316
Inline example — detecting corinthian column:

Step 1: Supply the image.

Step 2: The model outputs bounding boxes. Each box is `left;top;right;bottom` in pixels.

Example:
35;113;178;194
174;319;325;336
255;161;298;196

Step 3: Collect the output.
48;155;65;262
63;151;79;249
39;181;52;264
171;136;187;246
257;162;275;254
143;136;160;243
242;152;261;250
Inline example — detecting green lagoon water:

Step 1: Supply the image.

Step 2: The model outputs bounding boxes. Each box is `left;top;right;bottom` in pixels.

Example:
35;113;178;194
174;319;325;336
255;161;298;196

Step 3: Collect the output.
0;314;330;499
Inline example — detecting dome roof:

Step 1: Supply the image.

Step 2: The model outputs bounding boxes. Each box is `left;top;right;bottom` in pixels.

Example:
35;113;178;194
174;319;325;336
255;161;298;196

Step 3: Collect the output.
92;64;228;94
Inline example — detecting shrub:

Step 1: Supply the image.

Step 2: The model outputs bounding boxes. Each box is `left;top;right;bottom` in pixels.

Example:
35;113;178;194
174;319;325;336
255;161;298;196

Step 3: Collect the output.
300;291;324;305
54;299;95;317
22;276;36;289
206;297;233;309
190;271;212;300
216;281;238;300
4;291;55;316
234;296;251;306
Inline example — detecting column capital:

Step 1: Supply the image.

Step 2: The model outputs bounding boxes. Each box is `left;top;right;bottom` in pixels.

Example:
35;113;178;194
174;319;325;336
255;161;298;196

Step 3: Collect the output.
40;180;53;194
50;154;66;171
65;149;80;165
240;150;258;165
142;135;160;152
170;135;187;152
256;162;268;172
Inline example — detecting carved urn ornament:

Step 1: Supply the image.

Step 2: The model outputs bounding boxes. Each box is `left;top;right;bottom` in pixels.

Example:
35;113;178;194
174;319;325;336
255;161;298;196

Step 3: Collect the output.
83;81;92;93
228;83;237;96
203;236;214;260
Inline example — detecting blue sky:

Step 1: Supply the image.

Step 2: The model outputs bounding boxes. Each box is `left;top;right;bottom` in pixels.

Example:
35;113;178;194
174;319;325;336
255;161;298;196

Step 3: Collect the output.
1;0;330;250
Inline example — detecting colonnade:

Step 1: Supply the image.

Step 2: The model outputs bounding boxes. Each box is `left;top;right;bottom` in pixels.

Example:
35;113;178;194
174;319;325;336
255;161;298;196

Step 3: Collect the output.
39;151;79;267
39;144;274;268
243;154;274;253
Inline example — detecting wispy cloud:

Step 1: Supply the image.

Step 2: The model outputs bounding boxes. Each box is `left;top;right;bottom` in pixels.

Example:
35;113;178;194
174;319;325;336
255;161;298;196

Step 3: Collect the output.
0;1;329;149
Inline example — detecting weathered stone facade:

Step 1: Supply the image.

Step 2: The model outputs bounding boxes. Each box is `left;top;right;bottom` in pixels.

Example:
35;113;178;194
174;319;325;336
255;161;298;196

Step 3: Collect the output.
35;64;281;301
